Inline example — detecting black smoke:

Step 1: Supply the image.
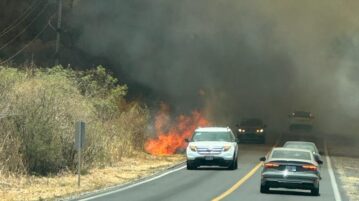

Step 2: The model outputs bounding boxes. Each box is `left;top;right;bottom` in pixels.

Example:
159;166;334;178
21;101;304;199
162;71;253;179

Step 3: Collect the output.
71;0;359;135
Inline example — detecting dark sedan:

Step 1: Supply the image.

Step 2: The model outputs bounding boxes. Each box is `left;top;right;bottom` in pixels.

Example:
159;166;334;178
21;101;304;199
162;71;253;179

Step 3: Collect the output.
236;118;266;143
259;147;322;196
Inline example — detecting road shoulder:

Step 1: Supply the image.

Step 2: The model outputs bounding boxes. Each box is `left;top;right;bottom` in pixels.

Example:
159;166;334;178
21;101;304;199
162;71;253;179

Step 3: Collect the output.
0;153;185;201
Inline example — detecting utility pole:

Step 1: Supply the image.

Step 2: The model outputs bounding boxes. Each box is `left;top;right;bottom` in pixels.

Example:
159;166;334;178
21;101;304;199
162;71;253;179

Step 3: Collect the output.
55;0;62;65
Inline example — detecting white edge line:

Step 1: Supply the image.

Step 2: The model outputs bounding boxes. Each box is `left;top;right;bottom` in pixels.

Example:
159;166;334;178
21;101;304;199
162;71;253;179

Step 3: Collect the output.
77;165;186;201
324;140;342;201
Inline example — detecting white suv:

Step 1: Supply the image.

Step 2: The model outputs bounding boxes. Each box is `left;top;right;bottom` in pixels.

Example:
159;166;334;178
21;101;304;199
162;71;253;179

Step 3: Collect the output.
185;127;238;170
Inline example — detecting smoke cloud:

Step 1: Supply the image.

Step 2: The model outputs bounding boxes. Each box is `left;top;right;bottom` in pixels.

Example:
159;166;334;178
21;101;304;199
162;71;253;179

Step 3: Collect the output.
71;0;359;135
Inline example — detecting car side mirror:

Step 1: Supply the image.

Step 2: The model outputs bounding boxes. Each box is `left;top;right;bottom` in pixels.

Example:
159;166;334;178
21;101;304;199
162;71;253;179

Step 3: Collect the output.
313;154;323;164
259;156;266;162
185;138;190;143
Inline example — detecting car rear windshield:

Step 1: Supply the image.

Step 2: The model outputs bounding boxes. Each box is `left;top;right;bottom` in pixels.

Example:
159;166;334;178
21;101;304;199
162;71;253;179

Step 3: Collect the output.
284;144;316;153
192;132;234;142
292;111;311;118
271;150;311;160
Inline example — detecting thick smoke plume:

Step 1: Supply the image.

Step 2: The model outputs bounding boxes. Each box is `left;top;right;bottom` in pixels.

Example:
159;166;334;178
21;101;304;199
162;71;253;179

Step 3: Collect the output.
72;1;359;136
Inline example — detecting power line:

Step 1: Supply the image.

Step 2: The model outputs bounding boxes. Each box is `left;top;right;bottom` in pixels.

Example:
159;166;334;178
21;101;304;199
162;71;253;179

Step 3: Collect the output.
0;0;43;38
0;0;40;36
0;2;49;51
0;23;50;65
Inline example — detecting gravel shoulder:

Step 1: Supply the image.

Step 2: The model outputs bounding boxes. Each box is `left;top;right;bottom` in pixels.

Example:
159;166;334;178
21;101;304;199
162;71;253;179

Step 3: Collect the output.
327;135;359;201
332;156;359;201
0;153;185;201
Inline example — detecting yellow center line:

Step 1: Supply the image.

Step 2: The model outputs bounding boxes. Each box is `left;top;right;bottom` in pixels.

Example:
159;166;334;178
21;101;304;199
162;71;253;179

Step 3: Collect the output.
211;138;281;201
211;162;263;201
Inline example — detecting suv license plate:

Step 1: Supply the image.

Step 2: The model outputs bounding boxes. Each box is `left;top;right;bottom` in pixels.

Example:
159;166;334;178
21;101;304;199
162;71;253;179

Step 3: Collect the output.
205;156;214;160
287;166;296;172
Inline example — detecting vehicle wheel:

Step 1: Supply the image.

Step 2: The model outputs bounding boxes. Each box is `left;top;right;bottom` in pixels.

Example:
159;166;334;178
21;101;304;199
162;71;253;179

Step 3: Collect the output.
228;155;238;170
234;157;238;169
228;161;234;170
186;161;197;170
229;159;238;170
260;184;269;193
311;187;319;196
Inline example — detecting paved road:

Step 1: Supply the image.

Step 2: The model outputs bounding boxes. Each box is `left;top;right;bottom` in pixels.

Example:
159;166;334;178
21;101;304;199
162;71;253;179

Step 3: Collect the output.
76;132;347;201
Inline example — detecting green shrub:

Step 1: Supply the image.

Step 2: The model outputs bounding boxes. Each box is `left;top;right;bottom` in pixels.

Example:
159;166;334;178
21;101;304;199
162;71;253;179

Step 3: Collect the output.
0;66;149;175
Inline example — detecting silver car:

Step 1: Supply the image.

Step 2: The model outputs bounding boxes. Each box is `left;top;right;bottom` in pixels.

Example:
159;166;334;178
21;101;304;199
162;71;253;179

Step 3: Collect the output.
259;148;321;196
283;141;323;165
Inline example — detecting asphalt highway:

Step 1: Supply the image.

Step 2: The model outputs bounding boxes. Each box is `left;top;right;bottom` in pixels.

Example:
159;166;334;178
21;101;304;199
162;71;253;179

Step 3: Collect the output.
76;132;347;201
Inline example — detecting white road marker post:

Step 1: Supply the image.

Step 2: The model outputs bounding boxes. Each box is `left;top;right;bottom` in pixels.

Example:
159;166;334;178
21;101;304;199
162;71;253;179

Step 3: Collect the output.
75;121;86;187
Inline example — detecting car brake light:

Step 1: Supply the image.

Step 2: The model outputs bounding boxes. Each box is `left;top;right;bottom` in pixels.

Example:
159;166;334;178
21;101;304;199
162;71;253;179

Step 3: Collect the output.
302;165;317;171
264;162;279;168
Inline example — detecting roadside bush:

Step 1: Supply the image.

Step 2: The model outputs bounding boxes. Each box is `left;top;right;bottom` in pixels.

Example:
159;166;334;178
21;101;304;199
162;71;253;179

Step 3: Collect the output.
103;102;149;164
0;66;149;175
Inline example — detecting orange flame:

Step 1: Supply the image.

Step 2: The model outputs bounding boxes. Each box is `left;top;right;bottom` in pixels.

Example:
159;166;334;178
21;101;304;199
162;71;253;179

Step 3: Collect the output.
145;104;209;155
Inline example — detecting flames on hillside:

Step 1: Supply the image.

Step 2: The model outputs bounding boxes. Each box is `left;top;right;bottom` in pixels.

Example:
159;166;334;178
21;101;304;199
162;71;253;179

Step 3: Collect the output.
145;103;210;155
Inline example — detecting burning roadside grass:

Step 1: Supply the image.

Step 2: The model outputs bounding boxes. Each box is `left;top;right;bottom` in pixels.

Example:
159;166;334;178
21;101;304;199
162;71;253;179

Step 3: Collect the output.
0;102;202;201
145;104;210;155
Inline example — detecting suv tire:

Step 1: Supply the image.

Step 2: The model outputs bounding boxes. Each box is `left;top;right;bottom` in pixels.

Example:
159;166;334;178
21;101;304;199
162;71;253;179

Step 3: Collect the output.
260;184;269;193
186;161;197;170
311;186;319;196
228;155;238;170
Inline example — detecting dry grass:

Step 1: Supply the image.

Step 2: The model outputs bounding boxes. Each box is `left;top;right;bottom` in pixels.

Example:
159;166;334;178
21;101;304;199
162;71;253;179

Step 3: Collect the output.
0;153;185;201
332;156;359;201
327;136;359;201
